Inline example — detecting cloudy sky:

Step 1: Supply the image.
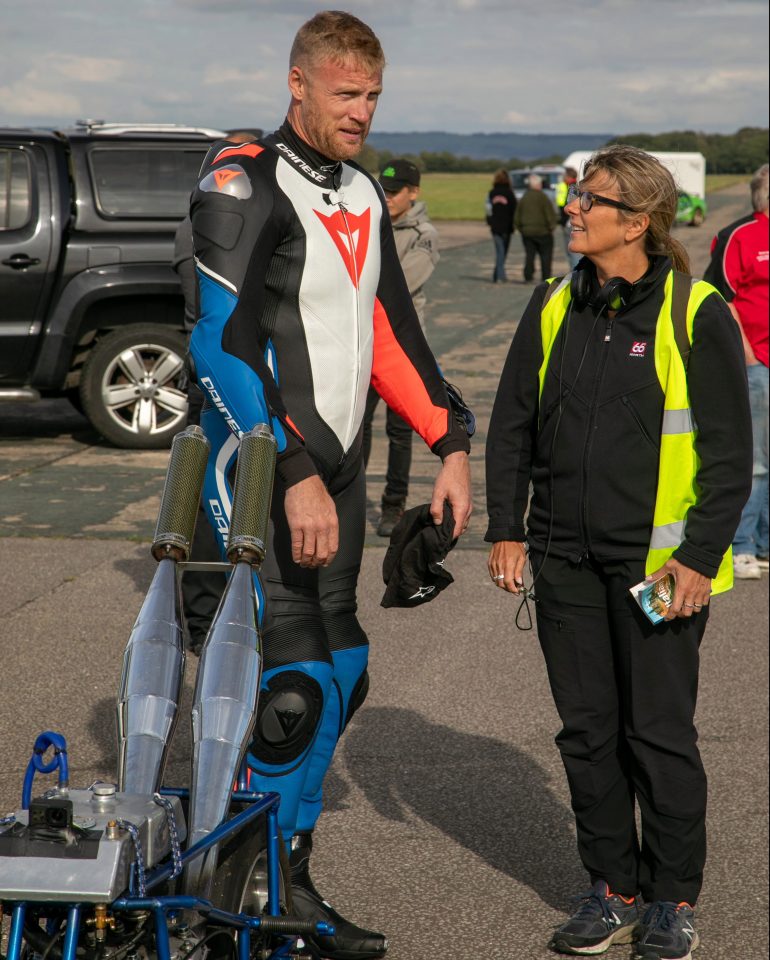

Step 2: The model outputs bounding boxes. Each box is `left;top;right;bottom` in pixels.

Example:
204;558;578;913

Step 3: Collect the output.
1;0;767;136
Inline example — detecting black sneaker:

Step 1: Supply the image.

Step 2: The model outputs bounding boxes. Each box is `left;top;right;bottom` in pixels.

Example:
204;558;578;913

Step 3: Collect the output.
549;880;639;955
635;901;699;960
376;500;404;538
290;834;388;960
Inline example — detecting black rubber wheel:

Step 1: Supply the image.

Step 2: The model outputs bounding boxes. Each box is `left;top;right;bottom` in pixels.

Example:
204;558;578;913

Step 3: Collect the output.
207;809;293;958
79;324;188;448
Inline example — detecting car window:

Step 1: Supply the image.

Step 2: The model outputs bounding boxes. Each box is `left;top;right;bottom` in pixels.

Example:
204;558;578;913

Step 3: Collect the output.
0;149;32;231
509;171;530;191
89;147;207;218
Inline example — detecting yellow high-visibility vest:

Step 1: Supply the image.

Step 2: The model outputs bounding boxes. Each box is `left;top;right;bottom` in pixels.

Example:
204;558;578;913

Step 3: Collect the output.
538;270;733;595
555;180;569;208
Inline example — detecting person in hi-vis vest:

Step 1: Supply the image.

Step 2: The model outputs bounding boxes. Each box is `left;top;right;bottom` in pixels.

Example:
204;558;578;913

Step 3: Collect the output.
485;145;751;960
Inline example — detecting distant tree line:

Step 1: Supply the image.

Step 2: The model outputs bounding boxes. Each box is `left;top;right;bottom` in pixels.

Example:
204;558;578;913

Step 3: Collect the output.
358;128;768;175
607;128;768;174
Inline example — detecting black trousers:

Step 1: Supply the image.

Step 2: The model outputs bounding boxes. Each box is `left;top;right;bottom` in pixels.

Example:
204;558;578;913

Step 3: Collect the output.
532;553;709;905
362;385;413;504
522;234;554;281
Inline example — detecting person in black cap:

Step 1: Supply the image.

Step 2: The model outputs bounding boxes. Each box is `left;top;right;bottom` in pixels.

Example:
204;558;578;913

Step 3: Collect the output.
363;158;441;536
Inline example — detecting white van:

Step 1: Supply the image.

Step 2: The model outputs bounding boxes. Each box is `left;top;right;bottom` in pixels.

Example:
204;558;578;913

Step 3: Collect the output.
562;150;706;199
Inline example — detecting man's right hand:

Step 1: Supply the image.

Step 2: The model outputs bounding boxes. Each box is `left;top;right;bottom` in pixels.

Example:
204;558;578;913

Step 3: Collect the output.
284;475;339;568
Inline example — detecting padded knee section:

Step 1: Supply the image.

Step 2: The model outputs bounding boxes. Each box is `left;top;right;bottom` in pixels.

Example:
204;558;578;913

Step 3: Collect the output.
294;644;370;835
251;670;325;766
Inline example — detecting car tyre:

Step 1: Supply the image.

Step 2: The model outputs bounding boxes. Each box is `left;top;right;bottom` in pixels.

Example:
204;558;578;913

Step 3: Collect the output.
80;324;188;449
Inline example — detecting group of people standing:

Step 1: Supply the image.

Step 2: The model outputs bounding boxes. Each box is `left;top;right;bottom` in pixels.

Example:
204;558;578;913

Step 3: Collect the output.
175;9;762;960
485;164;582;283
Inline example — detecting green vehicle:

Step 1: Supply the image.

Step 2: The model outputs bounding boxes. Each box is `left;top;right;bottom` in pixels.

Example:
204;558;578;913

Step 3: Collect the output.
676;191;707;226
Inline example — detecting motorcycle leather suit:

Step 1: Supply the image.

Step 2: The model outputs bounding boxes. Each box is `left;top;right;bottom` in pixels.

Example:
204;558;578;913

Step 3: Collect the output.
189;122;469;840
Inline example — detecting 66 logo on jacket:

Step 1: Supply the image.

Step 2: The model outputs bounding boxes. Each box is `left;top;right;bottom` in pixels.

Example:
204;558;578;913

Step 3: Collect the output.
629;341;647;358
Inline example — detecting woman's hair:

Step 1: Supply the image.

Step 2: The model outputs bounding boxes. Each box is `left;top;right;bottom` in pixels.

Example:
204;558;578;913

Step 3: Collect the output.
582;144;690;273
493;168;510;186
290;10;385;74
751;164;769;213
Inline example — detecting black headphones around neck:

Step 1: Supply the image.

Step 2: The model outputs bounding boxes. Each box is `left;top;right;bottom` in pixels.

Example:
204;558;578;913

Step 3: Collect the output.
570;260;635;314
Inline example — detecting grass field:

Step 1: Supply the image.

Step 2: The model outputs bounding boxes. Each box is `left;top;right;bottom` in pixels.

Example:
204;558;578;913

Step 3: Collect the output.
419;172;750;221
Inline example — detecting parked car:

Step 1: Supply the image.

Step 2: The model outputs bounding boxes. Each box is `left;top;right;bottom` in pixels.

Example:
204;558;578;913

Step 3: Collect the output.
676;190;708;227
509;164;565;205
0;121;228;447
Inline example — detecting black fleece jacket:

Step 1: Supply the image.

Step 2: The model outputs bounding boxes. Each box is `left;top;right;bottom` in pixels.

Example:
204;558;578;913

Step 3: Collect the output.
484;256;752;578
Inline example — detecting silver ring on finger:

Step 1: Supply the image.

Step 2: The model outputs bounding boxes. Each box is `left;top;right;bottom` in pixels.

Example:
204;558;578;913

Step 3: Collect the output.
493;574;505;581
684;602;695;608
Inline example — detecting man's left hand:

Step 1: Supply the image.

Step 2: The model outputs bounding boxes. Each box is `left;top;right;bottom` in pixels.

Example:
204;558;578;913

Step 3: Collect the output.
645;557;712;620
431;451;472;539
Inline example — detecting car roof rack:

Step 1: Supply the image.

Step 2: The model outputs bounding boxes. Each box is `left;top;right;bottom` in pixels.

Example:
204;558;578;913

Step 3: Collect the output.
74;120;227;138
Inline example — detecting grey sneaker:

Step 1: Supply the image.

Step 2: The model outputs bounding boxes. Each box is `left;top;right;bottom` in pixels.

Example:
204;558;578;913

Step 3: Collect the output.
549;880;639;955
733;553;762;579
756;554;769;571
635;901;699;960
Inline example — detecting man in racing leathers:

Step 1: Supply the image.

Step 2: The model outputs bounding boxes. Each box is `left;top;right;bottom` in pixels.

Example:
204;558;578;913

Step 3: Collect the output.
189;12;472;959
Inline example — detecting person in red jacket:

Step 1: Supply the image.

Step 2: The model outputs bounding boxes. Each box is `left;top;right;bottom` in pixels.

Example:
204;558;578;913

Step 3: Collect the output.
704;164;769;579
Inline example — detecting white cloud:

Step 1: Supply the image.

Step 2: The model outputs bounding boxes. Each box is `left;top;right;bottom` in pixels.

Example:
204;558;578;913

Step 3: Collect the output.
203;66;269;85
0;79;81;117
52;56;126;83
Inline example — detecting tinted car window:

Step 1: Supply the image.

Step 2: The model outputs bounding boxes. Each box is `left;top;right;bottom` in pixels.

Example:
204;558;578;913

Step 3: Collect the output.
89;147;207;218
0;149;32;230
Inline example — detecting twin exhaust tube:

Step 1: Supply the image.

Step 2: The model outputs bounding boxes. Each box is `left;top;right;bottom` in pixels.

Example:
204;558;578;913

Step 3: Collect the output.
116;423;277;896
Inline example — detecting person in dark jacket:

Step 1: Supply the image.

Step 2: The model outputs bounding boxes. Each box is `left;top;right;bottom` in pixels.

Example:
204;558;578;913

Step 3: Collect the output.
485;145;752;960
514;172;558;281
486;168;516;282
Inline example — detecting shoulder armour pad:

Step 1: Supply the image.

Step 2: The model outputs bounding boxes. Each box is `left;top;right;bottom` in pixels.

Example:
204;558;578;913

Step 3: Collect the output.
200;164;252;200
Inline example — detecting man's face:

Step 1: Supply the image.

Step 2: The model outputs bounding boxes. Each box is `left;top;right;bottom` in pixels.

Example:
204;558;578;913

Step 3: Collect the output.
383;185;418;222
290;57;382;161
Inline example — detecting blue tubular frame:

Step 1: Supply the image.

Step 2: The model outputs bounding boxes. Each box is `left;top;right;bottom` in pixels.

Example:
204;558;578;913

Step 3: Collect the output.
4;785;331;960
148;787;279;906
21;731;69;810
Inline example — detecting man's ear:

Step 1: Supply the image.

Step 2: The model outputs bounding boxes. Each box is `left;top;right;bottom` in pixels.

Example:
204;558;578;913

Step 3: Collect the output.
288;65;306;101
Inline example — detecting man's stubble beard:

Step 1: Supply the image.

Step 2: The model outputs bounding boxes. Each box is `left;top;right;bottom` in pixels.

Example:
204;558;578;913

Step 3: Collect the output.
304;101;366;162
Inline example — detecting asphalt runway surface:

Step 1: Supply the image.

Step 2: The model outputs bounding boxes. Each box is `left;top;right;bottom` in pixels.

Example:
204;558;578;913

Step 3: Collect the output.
1;186;767;959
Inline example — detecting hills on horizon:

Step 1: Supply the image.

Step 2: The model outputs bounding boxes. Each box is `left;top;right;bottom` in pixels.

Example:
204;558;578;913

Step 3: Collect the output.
367;130;614;162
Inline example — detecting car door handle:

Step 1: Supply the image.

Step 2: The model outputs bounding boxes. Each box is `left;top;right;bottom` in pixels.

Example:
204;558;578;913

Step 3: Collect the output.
1;253;41;269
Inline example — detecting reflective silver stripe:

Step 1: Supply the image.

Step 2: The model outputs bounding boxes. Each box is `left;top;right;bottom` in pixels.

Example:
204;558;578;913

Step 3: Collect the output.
195;256;238;294
650;520;684;549
662;408;694;435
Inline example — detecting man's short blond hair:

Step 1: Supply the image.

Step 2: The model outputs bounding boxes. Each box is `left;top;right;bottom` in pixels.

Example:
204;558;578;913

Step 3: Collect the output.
290;10;385;74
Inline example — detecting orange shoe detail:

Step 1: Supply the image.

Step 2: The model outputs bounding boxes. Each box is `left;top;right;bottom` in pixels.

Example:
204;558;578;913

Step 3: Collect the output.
605;884;635;904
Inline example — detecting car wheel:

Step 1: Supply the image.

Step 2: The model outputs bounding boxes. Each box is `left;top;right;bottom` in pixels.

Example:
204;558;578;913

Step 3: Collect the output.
691;209;704;227
80;324;188;448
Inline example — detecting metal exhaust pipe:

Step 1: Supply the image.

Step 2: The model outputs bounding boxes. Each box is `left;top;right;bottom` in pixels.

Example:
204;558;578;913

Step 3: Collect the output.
184;424;277;897
117;425;210;794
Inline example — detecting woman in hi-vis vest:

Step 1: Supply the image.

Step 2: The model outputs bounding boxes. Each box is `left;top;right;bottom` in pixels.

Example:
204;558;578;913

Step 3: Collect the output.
484;145;752;960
